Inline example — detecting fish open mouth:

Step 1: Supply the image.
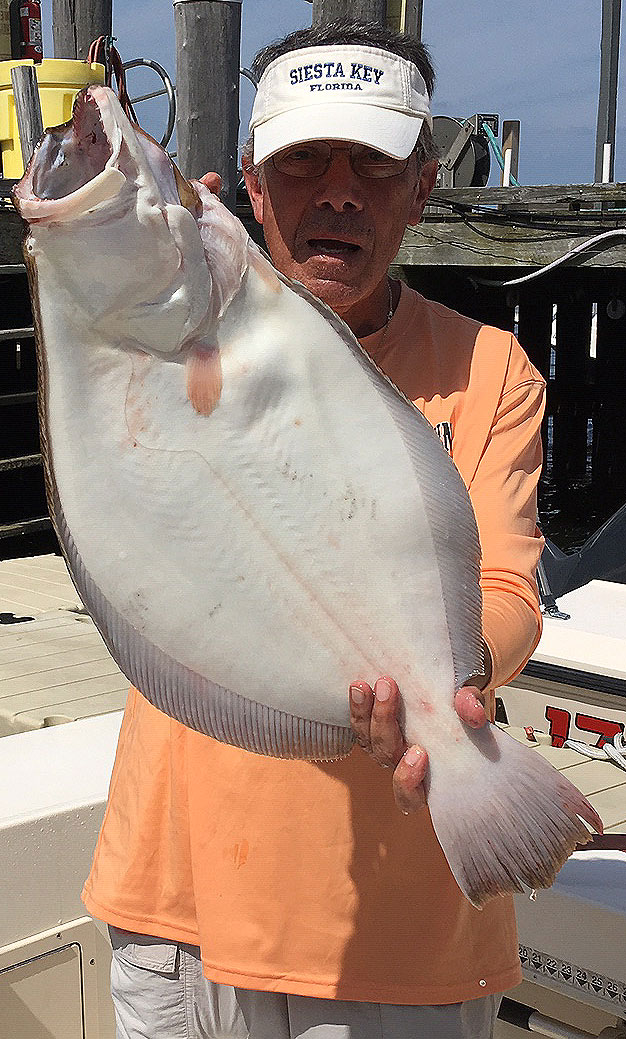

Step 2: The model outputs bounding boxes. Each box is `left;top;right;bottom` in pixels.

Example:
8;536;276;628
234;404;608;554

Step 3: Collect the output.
32;90;113;201
13;86;124;221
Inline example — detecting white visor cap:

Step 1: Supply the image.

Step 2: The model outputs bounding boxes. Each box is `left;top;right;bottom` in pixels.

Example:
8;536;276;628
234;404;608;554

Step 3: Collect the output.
250;44;432;165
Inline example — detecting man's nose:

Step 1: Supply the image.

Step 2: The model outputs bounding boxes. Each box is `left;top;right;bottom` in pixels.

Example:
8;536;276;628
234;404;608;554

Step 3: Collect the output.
313;151;365;213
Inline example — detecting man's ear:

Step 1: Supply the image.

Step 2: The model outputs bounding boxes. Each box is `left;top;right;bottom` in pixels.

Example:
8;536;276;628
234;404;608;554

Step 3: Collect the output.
243;162;264;225
408;158;438;226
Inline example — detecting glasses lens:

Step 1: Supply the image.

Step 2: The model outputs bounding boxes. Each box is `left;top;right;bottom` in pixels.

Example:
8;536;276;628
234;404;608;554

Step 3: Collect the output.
271;142;411;179
273;143;331;177
351;145;410;179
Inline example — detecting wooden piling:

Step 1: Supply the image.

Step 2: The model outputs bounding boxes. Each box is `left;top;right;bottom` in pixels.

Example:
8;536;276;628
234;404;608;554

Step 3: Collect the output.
551;302;592;492
385;0;423;36
10;64;43;168
174;0;241;213
593;296;626;501
312;0;387;25
52;0;112;59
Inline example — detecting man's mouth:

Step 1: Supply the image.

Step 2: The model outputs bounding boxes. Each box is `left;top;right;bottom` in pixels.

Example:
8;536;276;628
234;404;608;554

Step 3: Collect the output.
307;238;361;257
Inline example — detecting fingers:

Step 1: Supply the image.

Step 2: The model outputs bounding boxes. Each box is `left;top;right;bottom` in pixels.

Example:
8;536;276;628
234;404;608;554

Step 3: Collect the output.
199;171;222;194
370;678;406;768
349;681;374;752
349;676;428;815
455;686;488;728
393;745;428;813
350;678;405;768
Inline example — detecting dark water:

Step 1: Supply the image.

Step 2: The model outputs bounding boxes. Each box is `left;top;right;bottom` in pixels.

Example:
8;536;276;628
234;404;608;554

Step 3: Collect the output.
538;476;619;553
538;417;625;554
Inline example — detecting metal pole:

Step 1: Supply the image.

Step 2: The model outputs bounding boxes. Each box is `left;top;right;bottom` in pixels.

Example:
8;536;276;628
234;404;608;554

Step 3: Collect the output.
11;65;43;168
594;0;621;182
174;0;241;213
52;0;113;59
312;0;387;25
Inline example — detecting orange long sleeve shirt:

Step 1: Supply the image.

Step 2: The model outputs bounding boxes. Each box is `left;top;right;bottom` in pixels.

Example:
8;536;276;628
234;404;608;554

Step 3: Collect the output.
83;284;545;1004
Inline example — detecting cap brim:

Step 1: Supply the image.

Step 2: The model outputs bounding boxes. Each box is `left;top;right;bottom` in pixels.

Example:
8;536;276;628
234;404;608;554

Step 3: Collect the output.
253;104;426;165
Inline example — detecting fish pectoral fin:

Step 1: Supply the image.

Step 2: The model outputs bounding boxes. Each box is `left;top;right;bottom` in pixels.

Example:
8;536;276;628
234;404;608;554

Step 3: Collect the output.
426;723;603;909
186;344;222;416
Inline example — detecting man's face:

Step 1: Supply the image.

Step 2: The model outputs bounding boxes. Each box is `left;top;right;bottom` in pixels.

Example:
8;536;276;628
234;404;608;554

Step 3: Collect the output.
244;141;437;334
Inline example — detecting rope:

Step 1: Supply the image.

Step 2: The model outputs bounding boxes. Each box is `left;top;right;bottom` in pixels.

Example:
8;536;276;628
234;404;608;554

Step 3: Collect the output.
565;731;626;772
86;36;138;124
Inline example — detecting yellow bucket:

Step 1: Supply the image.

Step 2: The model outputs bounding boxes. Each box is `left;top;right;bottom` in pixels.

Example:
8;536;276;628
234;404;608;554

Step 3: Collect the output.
0;58;105;177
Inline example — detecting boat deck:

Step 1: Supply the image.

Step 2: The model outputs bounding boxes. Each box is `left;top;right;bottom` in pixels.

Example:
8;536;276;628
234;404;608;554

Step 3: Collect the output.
0;554;127;736
0;554;624;833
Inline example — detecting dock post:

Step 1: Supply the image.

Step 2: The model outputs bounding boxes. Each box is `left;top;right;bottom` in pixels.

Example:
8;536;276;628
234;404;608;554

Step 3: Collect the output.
52;0;113;59
10;64;43;168
311;0;387;25
174;0;241;214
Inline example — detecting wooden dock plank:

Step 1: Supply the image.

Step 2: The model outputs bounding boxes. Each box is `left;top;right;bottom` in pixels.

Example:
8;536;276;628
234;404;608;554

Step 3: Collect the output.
0;657;124;700
0;631;106;665
0;643;114;681
13;688;128;729
0;614;89;642
0;553;81;614
543;758;626;796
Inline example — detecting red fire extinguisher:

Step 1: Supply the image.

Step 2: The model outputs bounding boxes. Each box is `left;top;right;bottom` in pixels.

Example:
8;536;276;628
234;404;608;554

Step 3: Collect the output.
9;0;43;62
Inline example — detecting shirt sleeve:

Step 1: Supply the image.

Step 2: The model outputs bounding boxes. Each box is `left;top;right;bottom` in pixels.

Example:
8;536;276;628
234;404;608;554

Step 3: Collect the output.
466;341;546;693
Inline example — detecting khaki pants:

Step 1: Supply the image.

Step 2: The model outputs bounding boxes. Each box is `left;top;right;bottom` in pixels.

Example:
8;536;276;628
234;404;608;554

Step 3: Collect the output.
109;928;502;1039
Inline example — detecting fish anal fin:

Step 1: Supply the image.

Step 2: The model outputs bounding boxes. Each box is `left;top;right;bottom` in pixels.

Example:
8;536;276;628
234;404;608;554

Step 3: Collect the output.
186;343;222;416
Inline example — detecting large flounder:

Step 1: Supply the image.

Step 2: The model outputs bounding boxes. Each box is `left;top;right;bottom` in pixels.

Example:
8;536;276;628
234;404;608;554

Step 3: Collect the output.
13;86;601;907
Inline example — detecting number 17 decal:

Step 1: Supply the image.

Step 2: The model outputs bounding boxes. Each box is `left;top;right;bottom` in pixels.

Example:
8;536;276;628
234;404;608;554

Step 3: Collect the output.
545;706;624;748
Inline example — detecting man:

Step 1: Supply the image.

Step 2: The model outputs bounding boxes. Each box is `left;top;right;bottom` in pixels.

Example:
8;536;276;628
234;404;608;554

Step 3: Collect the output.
83;20;545;1039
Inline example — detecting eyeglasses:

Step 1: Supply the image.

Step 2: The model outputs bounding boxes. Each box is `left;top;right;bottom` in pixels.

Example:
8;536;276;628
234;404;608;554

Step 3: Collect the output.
271;142;413;179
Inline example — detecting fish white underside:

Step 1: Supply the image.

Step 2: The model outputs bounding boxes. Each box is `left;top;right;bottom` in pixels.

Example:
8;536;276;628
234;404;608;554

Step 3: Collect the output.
17;84;601;906
36;244;481;751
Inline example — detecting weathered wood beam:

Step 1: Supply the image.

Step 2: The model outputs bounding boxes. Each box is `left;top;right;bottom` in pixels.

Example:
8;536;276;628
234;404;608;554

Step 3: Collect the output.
52;0;112;59
429;182;626;207
10;65;43;168
397;220;626;268
174;0;241;213
307;0;423;34
312;0;387;25
385;0;423;35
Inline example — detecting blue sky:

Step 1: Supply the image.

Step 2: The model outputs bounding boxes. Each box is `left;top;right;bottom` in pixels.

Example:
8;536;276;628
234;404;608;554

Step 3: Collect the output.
41;0;624;186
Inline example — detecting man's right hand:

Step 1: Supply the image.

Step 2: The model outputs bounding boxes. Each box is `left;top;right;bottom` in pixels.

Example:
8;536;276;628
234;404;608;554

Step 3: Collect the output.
200;172;222;195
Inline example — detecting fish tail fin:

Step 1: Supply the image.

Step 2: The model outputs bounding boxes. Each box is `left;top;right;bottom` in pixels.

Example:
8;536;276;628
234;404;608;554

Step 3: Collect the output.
426;723;603;908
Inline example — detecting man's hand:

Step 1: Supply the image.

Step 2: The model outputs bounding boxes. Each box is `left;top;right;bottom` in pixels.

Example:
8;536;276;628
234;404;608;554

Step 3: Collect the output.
349;674;490;815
